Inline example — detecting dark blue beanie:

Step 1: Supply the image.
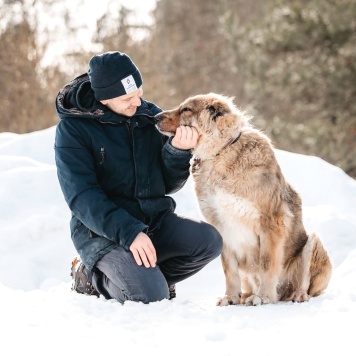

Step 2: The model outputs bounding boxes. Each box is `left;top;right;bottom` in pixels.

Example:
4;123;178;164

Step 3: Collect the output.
88;51;143;101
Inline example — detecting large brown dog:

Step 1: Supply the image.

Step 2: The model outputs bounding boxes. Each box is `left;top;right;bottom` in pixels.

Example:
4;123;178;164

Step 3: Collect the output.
155;93;332;306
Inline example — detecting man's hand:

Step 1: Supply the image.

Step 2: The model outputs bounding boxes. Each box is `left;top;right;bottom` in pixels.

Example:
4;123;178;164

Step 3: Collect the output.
129;232;157;268
171;126;199;150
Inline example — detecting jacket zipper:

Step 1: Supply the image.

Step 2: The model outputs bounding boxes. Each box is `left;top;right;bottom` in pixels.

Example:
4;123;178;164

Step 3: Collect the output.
125;121;133;146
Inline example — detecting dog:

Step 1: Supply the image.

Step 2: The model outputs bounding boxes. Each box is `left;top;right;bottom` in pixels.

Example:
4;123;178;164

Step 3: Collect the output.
155;93;332;306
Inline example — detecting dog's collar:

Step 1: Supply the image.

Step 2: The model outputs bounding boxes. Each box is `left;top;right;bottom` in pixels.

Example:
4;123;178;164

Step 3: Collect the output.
192;132;242;173
220;131;242;151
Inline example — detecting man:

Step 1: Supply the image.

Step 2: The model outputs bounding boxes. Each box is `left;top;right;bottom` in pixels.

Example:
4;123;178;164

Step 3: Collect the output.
54;51;222;304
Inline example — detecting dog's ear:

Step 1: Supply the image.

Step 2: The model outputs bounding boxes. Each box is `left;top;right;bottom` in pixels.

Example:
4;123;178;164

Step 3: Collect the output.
208;104;224;121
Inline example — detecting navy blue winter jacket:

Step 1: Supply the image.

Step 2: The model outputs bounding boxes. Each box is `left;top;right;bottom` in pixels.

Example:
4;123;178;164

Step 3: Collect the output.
54;73;192;270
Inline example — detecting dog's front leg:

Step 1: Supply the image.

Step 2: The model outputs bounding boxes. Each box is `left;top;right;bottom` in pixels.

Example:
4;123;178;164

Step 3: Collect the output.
217;248;242;306
288;232;314;302
245;231;285;306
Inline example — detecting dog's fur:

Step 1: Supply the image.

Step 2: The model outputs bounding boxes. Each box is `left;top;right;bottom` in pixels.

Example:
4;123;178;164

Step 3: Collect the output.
155;93;332;306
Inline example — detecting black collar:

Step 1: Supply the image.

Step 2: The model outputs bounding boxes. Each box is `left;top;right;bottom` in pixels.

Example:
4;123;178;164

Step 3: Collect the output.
220;131;242;151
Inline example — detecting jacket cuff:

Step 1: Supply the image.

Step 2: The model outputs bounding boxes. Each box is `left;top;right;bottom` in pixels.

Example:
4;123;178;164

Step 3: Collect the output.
164;137;192;156
122;224;148;251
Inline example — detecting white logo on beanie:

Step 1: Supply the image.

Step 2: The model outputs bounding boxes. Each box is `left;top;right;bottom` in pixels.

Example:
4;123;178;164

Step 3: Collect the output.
121;75;137;94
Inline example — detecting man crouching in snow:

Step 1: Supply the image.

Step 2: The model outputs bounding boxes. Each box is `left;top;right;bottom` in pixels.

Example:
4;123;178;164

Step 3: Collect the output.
54;51;222;304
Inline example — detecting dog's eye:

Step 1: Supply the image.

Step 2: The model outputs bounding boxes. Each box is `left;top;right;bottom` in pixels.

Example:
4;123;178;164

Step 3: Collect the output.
208;105;217;115
208;105;223;121
181;108;191;113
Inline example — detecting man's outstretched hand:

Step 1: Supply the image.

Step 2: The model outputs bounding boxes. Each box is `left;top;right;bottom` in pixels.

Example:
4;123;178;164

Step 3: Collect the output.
130;232;157;268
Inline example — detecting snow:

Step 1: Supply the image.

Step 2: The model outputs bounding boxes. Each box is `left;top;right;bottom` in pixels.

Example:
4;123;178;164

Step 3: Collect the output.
1;126;355;355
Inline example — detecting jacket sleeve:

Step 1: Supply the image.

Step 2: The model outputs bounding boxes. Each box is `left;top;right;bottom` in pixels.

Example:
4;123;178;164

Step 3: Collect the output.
54;119;147;250
161;137;192;194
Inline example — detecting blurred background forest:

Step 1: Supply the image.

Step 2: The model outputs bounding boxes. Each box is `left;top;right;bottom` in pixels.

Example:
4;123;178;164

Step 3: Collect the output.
1;0;355;178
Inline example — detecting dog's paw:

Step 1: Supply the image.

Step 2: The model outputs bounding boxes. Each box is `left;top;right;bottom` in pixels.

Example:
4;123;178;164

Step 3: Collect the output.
216;295;241;306
245;294;270;306
290;290;310;303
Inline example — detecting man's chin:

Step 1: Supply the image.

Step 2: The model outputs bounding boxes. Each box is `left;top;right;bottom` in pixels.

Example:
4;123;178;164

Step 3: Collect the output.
126;107;138;117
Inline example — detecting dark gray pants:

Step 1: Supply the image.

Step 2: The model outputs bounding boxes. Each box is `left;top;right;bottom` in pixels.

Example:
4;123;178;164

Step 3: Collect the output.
91;212;222;304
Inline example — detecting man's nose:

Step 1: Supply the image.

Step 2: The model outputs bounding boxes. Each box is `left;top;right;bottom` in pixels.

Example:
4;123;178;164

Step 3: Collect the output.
132;95;141;106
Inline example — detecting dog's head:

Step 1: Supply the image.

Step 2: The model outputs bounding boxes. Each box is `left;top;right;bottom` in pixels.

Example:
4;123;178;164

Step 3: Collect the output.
155;93;249;157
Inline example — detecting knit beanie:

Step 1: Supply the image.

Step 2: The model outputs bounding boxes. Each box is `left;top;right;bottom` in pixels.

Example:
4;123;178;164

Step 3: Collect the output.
88;51;143;101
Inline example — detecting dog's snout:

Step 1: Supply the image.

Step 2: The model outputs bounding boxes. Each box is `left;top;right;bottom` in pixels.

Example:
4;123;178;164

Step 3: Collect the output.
154;110;180;137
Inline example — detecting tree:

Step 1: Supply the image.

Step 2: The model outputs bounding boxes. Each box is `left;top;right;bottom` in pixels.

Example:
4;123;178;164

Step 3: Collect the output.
0;0;63;133
2;0;354;177
142;0;244;109
226;0;356;177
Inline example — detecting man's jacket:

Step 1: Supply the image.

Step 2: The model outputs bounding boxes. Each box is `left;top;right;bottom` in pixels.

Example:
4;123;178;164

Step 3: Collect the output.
54;73;192;270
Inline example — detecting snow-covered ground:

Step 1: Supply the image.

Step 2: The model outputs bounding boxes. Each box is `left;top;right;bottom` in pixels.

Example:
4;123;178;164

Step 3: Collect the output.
1;126;355;355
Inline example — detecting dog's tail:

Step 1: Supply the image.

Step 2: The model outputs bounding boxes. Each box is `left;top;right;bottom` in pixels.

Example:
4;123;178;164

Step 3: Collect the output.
307;232;332;297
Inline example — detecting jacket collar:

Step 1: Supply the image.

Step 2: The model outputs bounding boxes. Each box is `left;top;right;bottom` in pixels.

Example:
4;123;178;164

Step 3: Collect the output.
55;73;161;126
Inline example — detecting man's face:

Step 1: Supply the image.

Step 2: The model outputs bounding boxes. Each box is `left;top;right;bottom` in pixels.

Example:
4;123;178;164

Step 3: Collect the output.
101;87;143;117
